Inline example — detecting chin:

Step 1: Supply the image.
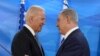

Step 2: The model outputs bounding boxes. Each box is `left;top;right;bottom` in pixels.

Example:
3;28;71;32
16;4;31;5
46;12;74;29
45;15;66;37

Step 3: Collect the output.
38;29;41;32
60;31;63;35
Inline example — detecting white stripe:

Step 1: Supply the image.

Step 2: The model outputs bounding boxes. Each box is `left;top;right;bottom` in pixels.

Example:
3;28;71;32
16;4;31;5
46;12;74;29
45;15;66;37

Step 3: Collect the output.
63;0;68;9
21;0;25;4
64;0;68;5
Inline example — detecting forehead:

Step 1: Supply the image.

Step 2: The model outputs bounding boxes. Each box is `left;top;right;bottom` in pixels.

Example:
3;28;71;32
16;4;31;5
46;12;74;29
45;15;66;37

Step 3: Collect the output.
38;13;45;19
38;11;45;16
59;14;63;19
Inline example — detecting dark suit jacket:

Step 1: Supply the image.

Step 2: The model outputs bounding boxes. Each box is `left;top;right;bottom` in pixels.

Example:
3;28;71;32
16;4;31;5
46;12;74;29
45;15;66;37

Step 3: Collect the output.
56;29;90;56
11;27;44;56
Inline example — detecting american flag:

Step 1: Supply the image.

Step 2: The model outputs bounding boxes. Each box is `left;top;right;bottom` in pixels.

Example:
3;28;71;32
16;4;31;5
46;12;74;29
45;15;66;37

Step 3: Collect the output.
19;0;26;29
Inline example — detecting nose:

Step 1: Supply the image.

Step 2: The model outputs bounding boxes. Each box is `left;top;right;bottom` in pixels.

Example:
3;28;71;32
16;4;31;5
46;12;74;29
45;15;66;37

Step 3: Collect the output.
56;21;59;27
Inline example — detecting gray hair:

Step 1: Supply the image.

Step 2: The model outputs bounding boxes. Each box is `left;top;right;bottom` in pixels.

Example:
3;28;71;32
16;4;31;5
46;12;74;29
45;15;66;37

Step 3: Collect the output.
61;8;78;22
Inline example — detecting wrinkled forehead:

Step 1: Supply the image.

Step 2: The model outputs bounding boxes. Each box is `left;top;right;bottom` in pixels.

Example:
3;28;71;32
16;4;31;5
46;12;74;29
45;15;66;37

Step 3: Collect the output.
38;10;45;17
37;12;45;20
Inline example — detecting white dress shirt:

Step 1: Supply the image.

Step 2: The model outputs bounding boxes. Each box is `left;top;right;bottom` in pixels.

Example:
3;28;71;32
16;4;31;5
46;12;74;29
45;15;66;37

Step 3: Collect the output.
24;24;36;36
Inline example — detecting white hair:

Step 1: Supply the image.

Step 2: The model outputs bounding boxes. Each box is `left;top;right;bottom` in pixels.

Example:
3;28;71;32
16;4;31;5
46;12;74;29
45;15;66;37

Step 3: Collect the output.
25;5;45;23
30;5;45;11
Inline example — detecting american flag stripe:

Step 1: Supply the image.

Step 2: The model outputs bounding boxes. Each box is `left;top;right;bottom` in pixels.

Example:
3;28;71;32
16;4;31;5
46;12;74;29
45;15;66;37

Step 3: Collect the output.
19;0;26;29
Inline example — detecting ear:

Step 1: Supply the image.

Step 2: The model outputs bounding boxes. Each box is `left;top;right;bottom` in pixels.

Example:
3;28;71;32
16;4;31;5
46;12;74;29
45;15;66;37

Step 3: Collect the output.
29;17;33;23
66;15;71;24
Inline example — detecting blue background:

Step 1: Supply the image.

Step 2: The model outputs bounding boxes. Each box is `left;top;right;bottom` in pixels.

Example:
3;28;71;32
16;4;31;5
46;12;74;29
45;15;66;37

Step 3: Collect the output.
0;0;100;56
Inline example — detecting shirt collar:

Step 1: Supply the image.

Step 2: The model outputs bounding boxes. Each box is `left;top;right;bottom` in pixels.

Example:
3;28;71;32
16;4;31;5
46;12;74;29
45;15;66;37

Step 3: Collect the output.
61;26;79;40
24;24;35;36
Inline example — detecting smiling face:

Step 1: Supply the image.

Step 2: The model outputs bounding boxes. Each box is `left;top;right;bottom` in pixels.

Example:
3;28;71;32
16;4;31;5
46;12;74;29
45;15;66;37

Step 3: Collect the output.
25;6;45;32
57;14;67;35
31;11;45;32
57;9;78;35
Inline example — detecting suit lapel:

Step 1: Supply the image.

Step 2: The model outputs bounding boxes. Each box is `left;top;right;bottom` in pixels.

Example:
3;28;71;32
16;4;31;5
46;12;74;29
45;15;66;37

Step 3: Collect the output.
56;29;80;56
23;27;44;56
34;35;44;56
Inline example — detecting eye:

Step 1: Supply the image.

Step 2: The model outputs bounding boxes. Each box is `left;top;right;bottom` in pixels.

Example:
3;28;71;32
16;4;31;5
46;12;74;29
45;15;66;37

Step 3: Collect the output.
41;18;45;20
42;18;44;20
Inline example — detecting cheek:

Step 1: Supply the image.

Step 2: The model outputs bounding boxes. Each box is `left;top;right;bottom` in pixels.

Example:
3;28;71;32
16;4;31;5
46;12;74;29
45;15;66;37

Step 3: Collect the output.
37;20;44;28
37;21;42;28
59;22;65;29
59;21;63;26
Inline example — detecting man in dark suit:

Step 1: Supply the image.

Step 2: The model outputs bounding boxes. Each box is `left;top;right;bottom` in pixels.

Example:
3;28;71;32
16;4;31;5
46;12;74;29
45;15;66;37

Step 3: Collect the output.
11;5;45;56
56;8;90;56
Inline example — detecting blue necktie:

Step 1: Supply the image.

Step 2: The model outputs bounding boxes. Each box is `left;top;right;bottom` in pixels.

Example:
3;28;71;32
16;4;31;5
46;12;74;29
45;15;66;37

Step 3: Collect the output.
59;38;65;47
61;38;65;44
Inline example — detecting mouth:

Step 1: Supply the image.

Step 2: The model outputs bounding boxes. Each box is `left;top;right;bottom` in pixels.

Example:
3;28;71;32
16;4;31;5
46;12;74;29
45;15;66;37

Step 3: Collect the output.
39;25;43;29
57;26;60;29
40;24;43;27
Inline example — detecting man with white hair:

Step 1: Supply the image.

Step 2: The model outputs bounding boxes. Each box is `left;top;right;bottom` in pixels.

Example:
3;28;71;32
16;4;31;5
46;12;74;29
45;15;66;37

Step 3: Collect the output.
11;5;45;56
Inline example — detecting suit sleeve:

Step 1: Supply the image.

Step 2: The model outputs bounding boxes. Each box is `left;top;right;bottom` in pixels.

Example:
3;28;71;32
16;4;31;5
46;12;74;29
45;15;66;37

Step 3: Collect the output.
11;34;31;56
61;43;82;56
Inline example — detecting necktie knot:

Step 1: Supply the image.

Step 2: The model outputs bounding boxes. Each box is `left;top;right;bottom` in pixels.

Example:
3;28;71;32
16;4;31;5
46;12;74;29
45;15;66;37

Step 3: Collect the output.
59;38;65;46
61;38;64;44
